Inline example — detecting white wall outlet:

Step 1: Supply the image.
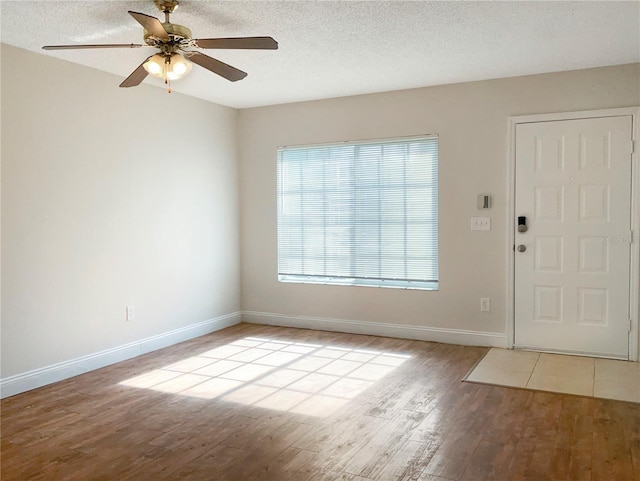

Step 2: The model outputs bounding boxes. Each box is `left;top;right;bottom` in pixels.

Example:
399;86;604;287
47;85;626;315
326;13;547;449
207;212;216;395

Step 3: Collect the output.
126;305;135;321
471;217;491;231
480;298;491;312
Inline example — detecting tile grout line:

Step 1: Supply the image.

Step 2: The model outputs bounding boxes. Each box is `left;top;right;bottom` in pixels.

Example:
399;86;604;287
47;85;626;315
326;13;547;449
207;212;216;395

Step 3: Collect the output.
524;352;541;389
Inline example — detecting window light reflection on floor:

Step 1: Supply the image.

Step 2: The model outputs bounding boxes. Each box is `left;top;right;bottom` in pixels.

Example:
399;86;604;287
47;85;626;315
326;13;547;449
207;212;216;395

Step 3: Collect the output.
119;336;411;417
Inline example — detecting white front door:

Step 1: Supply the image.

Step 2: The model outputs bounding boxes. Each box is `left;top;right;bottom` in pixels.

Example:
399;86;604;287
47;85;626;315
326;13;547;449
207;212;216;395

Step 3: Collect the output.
514;115;633;359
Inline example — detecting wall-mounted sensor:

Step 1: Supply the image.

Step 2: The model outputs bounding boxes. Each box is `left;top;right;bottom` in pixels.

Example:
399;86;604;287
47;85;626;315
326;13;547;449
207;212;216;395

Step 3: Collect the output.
518;216;528;233
477;194;491;209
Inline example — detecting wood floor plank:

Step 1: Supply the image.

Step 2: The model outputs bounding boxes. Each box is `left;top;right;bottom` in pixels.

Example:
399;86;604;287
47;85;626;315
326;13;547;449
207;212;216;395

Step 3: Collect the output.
460;439;516;481
244;446;316;481
372;439;433;481
481;388;533;445
590;398;637;481
546;396;594;481
623;402;640;480
344;410;426;479
2;323;638;481
420;429;482;480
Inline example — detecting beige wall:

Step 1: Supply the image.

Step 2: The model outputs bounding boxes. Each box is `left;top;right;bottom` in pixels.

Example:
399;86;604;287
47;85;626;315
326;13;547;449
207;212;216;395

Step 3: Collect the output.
238;64;640;343
2;44;639;383
1;44;240;378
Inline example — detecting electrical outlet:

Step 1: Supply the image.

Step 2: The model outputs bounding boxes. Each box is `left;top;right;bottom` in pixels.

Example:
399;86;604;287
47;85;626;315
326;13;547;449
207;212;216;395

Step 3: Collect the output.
480;298;491;312
126;305;135;321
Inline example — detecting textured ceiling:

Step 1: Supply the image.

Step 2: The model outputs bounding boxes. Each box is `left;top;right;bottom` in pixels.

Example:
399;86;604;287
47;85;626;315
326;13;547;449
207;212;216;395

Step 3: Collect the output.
1;1;639;108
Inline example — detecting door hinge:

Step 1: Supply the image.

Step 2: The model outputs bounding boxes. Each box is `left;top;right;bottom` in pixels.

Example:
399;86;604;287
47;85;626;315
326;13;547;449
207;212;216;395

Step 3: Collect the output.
630;319;633;333
632;141;636;155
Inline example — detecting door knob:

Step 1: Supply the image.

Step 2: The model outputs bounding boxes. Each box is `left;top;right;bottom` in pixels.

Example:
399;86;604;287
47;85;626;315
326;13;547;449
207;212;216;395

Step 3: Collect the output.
517;244;527;253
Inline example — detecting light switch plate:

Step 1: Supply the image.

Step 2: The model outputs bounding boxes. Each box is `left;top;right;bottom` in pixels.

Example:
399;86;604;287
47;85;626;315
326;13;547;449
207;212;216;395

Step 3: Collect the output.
471;217;491;231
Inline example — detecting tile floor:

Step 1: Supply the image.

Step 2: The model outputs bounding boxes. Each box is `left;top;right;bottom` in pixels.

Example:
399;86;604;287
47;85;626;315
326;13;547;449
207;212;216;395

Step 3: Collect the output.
465;348;640;403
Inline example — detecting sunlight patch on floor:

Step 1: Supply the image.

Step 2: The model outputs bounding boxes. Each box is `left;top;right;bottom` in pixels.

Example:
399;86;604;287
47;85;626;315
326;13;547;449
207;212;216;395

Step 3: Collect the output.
120;336;410;416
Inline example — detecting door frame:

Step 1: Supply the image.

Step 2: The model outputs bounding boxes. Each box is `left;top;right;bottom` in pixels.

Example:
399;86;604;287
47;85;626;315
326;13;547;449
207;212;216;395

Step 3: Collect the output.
506;107;640;361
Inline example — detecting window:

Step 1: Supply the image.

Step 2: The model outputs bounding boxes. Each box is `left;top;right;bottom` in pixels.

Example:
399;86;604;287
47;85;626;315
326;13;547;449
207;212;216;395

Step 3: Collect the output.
277;135;438;290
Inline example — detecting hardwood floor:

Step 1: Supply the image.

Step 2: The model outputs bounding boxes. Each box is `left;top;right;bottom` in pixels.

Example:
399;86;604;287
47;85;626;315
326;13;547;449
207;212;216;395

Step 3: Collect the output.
2;323;639;481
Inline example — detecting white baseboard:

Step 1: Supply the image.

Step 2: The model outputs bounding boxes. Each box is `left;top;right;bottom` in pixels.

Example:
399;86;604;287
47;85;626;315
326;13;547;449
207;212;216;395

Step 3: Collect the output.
1;310;507;399
0;312;241;399
242;311;508;348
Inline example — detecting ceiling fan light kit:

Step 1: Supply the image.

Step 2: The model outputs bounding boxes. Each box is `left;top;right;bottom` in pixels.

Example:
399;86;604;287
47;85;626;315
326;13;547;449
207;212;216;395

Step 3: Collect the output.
42;0;278;92
143;53;192;81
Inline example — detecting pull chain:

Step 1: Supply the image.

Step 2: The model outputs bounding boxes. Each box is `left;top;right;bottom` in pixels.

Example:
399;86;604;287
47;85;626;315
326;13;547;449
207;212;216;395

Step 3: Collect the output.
164;5;171;95
163;57;172;93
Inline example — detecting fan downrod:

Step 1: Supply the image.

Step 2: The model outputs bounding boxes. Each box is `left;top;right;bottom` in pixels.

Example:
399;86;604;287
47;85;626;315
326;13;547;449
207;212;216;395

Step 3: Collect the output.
154;0;179;24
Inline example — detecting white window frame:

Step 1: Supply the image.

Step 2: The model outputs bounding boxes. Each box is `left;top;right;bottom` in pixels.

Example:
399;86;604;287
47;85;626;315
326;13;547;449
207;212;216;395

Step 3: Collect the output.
277;134;439;291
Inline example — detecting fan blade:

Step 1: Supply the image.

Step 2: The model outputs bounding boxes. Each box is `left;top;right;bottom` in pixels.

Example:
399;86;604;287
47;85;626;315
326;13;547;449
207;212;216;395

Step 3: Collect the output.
43;44;144;50
119;56;152;88
195;37;278;50
187;52;247;82
128;11;169;40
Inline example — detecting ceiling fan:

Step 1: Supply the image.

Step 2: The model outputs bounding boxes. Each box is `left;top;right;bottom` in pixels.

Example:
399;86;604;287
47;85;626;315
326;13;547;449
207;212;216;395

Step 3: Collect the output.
42;0;278;92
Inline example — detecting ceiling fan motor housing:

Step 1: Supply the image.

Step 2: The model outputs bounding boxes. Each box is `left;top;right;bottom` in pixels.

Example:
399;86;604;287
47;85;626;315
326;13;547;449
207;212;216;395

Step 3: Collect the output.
143;22;192;45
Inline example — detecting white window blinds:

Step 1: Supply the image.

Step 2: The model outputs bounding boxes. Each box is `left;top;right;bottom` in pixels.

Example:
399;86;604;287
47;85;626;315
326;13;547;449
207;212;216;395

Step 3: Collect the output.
277;135;438;290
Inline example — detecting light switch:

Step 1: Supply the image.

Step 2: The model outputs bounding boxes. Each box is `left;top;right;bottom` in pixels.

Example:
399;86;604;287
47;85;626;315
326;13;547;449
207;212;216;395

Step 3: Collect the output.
471;217;491;231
